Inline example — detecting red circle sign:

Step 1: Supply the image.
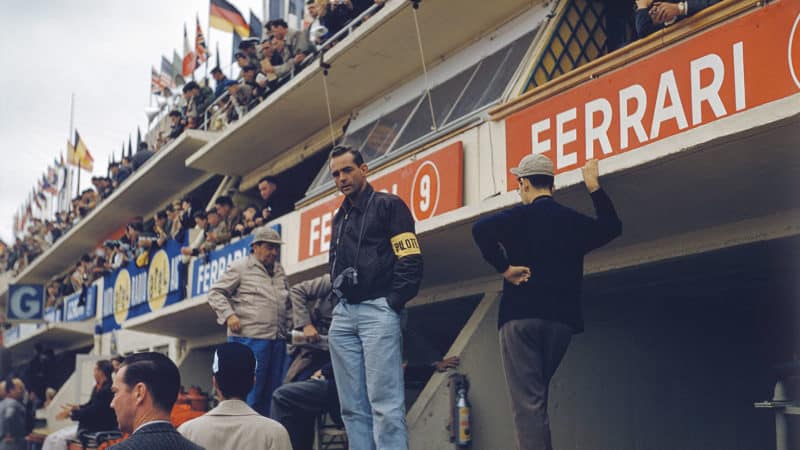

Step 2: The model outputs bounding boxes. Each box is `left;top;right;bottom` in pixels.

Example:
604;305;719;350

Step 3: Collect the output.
411;161;441;221
790;13;800;89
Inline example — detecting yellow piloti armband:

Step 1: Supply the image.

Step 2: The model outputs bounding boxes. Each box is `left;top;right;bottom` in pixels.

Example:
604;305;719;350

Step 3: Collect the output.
391;232;421;257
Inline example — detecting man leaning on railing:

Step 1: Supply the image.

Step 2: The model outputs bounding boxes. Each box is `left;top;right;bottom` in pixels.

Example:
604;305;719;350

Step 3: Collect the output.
635;0;722;39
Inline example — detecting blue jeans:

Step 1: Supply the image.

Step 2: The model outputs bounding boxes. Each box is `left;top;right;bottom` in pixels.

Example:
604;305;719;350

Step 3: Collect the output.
228;336;290;416
329;297;407;450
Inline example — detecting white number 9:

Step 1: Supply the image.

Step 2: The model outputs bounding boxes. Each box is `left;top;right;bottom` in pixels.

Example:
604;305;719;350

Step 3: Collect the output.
419;174;431;212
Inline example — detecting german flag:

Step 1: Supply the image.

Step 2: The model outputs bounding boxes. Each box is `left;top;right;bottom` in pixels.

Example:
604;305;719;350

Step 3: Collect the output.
209;0;250;37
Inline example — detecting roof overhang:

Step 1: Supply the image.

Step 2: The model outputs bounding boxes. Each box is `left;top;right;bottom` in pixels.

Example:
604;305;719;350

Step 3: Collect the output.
185;0;541;176
122;295;224;341
290;98;800;286
6;321;94;361
11;131;215;285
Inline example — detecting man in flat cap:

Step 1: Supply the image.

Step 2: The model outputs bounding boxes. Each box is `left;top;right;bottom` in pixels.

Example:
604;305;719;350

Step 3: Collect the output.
207;226;291;417
178;342;291;450
472;156;622;450
238;38;262;71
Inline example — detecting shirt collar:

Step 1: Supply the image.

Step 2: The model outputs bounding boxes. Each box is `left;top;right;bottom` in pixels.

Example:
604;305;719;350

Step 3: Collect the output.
207;399;260;416
531;195;553;205
248;254;278;276
346;183;374;213
133;420;172;434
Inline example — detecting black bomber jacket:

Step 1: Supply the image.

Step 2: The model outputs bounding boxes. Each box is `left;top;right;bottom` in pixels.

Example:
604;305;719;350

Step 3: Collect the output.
329;183;424;310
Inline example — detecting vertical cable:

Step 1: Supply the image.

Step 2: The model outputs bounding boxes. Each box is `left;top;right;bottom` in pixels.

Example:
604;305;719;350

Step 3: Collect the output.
321;66;337;147
411;4;437;131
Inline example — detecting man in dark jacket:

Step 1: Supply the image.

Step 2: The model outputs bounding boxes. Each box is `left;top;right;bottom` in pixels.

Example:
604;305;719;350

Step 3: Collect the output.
182;81;214;124
44;360;117;450
327;145;423;450
72;360;117;433
472;155;622;450
635;0;721;39
210;67;236;99
108;353;203;450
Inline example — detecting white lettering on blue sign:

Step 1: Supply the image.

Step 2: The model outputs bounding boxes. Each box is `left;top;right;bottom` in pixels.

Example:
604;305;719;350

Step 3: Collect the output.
131;271;148;307
170;256;180;292
103;287;114;317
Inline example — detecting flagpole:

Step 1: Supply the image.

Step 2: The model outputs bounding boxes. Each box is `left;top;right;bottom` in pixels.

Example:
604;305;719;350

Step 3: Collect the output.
68;92;81;203
205;11;211;81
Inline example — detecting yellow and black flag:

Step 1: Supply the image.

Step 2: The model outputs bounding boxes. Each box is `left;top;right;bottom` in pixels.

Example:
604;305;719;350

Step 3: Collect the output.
67;130;94;171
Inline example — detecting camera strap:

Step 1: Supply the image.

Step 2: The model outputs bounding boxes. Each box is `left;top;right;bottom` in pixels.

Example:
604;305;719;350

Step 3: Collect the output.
332;191;375;275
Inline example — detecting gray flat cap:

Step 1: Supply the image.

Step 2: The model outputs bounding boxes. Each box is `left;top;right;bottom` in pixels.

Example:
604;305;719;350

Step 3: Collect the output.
251;226;283;245
510;154;554;178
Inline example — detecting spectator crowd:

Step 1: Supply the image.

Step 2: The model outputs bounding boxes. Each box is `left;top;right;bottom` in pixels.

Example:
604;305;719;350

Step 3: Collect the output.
161;1;385;140
2;171;289;315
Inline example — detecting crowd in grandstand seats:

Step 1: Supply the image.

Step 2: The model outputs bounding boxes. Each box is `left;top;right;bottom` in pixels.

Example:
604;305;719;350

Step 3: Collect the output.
168;3;386;135
2;178;294;312
2;4;391;279
0;140;178;279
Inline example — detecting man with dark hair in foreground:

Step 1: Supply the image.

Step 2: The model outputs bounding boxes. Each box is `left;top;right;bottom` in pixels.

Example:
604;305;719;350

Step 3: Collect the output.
179;342;291;450
472;156;622;450
108;352;203;450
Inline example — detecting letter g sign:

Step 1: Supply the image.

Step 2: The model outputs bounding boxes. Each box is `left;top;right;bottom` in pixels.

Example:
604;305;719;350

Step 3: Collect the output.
7;284;44;321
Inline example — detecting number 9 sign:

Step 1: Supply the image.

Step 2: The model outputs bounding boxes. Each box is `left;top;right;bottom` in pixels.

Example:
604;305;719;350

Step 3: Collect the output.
411;161;441;221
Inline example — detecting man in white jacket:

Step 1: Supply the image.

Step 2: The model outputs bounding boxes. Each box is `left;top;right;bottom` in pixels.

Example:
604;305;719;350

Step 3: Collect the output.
178;342;292;450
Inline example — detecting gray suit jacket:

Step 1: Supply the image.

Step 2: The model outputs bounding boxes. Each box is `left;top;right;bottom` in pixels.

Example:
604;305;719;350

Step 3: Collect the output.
108;421;204;450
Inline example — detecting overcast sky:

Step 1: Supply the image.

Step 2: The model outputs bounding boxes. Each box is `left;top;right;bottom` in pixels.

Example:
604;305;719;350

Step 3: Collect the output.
0;0;267;243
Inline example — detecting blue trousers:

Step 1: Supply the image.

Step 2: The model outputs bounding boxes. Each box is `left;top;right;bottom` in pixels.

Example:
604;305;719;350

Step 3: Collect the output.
329;297;407;450
228;336;290;416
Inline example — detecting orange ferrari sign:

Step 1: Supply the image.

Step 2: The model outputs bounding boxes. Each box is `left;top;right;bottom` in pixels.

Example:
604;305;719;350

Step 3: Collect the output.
505;0;800;190
298;142;464;261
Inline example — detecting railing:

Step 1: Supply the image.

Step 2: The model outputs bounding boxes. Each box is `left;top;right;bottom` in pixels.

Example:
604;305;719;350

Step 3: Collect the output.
198;1;385;134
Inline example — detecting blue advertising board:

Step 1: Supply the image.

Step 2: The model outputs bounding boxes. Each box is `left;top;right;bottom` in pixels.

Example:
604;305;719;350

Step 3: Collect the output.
191;235;254;298
190;225;282;298
38;306;63;329
7;284;44;322
63;285;98;322
101;239;184;333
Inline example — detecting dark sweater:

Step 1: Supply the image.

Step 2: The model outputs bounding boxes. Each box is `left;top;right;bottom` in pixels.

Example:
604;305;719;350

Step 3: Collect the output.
71;382;117;432
635;0;721;39
472;189;622;332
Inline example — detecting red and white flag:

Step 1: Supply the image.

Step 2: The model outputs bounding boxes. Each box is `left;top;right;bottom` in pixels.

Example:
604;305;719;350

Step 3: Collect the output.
196;15;209;64
182;23;196;77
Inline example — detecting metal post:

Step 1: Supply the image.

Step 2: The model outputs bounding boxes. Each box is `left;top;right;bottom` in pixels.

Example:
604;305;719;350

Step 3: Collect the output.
774;381;788;450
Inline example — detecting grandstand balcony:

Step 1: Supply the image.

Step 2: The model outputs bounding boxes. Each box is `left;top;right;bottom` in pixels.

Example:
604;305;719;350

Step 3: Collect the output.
185;0;540;176
5;131;214;287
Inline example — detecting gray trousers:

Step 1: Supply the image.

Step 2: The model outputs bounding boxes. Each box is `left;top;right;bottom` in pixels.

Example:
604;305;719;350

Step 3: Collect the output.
499;318;573;450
